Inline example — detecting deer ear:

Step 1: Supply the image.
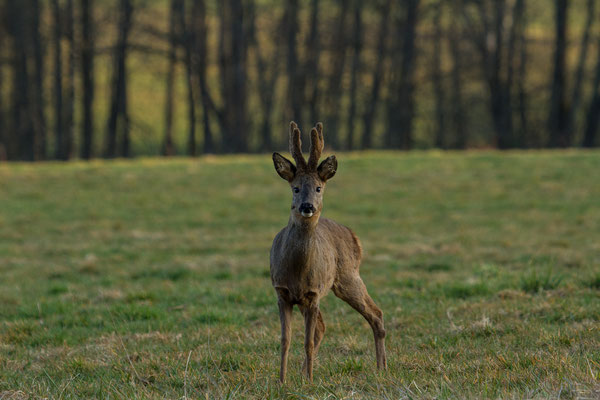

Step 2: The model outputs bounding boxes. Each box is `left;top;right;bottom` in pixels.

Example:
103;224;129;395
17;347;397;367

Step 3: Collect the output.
317;155;337;181
272;153;296;181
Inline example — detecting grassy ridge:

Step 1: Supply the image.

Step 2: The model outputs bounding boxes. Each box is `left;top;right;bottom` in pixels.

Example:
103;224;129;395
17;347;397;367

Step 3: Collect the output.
0;151;599;398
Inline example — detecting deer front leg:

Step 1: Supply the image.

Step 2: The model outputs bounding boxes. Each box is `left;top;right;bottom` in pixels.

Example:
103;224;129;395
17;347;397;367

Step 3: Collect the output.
302;301;319;382
277;293;293;383
300;306;325;374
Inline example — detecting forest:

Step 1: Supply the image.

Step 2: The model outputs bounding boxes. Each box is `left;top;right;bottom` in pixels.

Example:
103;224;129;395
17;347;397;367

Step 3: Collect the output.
1;0;599;160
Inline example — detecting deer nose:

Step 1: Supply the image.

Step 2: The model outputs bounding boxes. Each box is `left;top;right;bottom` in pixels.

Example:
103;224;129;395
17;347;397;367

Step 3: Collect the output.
299;203;315;213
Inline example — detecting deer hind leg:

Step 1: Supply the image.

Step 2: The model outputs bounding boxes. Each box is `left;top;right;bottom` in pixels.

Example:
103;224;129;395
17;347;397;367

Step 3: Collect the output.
300;306;325;375
333;276;387;369
276;289;293;383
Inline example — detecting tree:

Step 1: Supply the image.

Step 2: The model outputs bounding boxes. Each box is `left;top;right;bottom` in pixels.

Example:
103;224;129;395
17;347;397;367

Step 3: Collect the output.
284;0;301;122
31;0;46;160
105;0;133;158
361;0;392;149
567;0;595;142
2;0;600;158
163;0;181;156
515;0;528;147
248;0;283;151
191;0;214;153
387;0;419;149
54;0;74;160
304;0;321;128
505;0;525;147
0;55;4;158
582;37;600;147
0;10;5;160
345;1;363;150
432;0;446;148
80;0;95;159
180;0;196;156
463;0;520;149
323;0;349;149
64;0;75;159
7;0;35;161
218;0;247;153
51;0;64;159
448;0;468;149
547;0;568;147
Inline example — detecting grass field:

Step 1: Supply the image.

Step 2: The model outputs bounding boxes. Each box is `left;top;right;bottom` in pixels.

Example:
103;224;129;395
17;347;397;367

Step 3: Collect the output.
0;151;599;399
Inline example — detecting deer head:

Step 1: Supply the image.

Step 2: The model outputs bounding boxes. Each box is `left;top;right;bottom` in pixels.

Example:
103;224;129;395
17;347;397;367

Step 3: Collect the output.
273;122;337;220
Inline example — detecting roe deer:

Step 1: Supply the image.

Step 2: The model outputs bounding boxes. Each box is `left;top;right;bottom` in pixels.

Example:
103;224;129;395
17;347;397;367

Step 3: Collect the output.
270;121;387;383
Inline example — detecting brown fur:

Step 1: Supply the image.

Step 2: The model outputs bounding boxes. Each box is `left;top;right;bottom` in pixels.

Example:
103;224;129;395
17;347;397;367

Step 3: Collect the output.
270;122;387;383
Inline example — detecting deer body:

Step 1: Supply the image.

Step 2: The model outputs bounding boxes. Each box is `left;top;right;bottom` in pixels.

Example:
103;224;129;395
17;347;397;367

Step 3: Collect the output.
270;122;387;383
271;218;359;302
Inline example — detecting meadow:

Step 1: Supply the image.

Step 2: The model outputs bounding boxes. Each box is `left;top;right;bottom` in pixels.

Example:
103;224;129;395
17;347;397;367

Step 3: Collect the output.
0;151;599;399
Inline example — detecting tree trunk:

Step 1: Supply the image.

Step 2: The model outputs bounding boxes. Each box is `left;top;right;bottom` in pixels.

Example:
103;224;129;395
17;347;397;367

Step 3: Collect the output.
8;1;34;161
52;0;64;159
567;0;595;141
180;0;196;156
229;0;247;153
582;38;600;147
448;0;467;149
548;0;569;147
64;0;75;159
249;0;282;151
118;0;132;158
304;0;321;128
504;0;524;148
31;0;46;160
345;1;362;150
105;0;133;158
474;0;513;149
432;0;445;149
163;0;180;156
0;33;5;161
324;0;349;149
583;96;600;147
388;0;419;150
218;0;247;153
495;0;513;149
515;0;529;147
80;0;94;160
285;0;301;122
191;0;214;153
361;0;391;149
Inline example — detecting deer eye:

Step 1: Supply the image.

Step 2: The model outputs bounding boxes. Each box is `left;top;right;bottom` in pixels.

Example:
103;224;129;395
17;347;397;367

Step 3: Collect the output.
293;187;300;193
316;187;321;193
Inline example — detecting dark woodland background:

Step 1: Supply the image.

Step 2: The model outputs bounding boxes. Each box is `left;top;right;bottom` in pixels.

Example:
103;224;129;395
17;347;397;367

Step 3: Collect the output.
1;0;599;161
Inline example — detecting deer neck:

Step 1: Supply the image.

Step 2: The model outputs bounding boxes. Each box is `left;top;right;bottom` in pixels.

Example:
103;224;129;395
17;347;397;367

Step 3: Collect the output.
285;215;319;266
288;214;319;235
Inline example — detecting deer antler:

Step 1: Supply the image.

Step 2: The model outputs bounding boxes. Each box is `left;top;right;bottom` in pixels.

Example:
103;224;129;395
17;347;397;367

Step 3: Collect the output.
289;121;307;169
308;122;324;170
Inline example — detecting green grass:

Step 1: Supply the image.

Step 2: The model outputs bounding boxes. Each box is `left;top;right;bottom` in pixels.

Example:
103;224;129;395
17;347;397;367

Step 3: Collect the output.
0;151;599;399
520;269;564;294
